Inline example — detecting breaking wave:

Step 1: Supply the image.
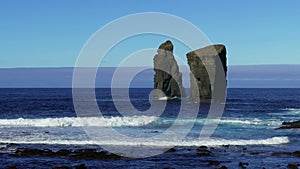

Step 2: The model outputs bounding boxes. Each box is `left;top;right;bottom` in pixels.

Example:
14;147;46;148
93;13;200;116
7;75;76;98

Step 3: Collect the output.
159;118;282;127
0;137;289;147
0;116;282;128
0;116;158;127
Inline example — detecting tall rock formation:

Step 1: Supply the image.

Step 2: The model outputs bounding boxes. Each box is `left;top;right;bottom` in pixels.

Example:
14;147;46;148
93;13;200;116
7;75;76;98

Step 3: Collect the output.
153;40;185;99
186;44;227;102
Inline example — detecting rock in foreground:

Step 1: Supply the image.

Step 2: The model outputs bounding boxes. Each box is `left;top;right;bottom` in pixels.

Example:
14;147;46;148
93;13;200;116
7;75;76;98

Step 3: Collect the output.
10;148;123;160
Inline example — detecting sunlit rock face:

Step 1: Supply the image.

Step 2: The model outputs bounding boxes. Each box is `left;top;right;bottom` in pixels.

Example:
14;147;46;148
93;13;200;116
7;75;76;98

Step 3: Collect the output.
186;45;227;102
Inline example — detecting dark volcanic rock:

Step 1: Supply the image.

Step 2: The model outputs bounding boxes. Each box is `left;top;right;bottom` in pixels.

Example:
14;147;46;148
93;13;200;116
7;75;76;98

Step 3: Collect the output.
186;44;227;102
208;160;220;166
70;149;122;160
278;120;300;129
75;164;87;169
153;40;185;99
6;166;17;169
56;149;71;156
11;148;54;157
10;148;123;160
196;147;213;156
249;151;260;155
272;151;300;157
287;164;299;169
219;166;228;169
52;167;70;169
238;162;249;168
163;148;176;153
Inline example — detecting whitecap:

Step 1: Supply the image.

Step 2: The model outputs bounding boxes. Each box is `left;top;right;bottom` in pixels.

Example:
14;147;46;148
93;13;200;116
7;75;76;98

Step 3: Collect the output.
0;116;158;128
0;136;289;147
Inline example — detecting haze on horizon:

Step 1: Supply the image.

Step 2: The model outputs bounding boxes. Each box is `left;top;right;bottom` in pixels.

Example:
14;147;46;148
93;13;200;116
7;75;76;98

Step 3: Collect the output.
0;65;299;88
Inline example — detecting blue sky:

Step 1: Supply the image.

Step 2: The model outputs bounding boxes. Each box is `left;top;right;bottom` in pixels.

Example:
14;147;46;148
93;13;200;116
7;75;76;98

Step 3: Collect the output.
1;0;300;68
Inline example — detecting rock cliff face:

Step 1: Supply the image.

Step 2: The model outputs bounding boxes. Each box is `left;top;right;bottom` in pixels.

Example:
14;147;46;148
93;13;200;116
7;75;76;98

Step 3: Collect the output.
186;45;227;102
153;40;185;99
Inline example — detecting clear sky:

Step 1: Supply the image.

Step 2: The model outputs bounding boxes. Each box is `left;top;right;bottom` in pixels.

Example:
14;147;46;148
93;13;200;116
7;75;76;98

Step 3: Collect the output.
1;0;300;68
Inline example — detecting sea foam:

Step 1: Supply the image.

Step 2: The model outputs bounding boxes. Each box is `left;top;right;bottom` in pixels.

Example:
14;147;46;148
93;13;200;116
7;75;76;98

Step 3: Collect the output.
0;116;282;128
0;116;157;127
0;136;289;147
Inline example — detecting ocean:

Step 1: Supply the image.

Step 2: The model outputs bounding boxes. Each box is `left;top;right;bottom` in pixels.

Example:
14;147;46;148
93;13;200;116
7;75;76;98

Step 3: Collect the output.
0;88;299;168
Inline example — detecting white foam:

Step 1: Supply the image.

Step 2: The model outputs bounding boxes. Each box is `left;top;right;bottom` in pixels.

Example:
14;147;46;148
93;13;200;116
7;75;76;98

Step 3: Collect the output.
282;108;300;111
217;118;282;126
0;136;289;147
269;108;300;116
0;116;280;128
0;116;157;128
158;96;168;100
160;118;282;126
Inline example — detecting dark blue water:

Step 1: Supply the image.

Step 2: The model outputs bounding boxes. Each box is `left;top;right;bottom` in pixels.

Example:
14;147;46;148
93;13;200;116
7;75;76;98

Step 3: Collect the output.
0;88;299;168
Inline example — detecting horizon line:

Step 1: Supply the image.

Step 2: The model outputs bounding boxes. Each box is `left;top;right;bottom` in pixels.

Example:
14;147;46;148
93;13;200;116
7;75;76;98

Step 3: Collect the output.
1;64;300;69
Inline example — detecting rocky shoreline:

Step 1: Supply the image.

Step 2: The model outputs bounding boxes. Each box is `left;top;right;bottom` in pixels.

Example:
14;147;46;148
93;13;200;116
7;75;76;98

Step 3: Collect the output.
277;120;300;129
1;144;299;169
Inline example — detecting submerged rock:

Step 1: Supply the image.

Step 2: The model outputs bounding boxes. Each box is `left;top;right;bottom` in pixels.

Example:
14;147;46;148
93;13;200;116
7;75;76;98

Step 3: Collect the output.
153;40;185;99
238;162;249;168
186;44;227;102
278;120;300;129
287;164;299;169
10;148;123;160
6;166;17;169
196;147;213;156
272;151;300;157
75;164;87;169
163;148;176;153
208;160;220;166
52;167;70;169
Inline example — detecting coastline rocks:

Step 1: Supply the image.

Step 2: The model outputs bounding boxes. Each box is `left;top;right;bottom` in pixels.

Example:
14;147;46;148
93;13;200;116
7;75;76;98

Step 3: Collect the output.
239;162;249;168
163;148;176;153
208;160;220;166
75;164;87;169
52;167;70;169
153;40;185;99
278;120;300;129
272;151;300;157
196;146;213;156
10;148;123;160
6;167;17;169
186;45;227;102
219;166;228;169
287;164;299;169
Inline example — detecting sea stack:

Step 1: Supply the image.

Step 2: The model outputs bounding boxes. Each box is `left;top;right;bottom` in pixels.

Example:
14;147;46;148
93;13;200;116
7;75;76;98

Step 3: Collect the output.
186;44;227;102
153;40;185;99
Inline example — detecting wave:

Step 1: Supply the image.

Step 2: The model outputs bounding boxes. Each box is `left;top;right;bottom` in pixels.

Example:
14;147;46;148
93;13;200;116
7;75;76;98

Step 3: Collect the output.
269;108;300;116
217;118;281;126
281;108;300;111
0;116;157;128
0;137;289;147
158;118;281;127
0;116;281;128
